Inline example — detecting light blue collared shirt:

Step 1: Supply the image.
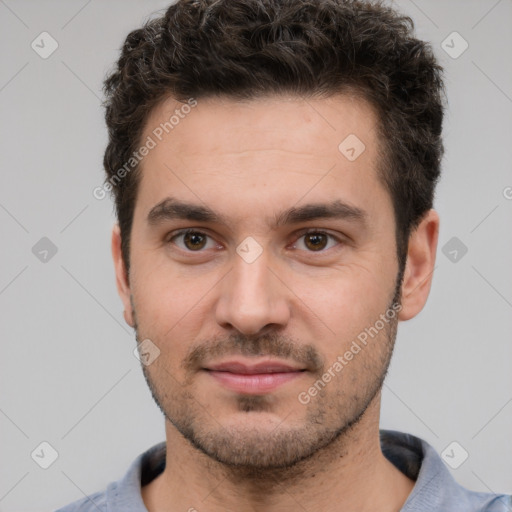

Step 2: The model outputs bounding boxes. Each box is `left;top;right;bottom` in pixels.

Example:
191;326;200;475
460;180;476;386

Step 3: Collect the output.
55;429;512;511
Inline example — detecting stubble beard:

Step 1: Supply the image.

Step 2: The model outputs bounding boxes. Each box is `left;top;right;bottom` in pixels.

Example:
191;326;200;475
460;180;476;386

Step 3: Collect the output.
132;273;402;479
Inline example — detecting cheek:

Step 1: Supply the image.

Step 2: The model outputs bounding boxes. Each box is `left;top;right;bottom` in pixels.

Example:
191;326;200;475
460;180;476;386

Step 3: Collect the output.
130;260;220;346
291;265;391;351
134;277;193;326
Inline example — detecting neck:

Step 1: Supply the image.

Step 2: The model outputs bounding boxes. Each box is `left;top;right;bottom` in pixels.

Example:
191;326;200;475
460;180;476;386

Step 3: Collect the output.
142;394;415;512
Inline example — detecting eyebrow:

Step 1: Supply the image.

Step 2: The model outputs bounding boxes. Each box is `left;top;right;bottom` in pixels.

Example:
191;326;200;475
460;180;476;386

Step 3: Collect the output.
147;196;368;229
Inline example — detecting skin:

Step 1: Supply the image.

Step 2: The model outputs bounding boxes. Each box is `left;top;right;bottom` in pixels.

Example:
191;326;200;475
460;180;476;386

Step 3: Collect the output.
112;93;439;512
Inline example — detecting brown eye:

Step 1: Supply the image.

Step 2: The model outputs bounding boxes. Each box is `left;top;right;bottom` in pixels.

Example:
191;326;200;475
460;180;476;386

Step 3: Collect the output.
293;230;341;253
169;230;215;252
183;231;208;251
304;232;328;251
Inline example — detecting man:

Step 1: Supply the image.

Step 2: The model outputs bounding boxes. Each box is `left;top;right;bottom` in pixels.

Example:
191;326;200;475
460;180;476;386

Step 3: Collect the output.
57;0;511;511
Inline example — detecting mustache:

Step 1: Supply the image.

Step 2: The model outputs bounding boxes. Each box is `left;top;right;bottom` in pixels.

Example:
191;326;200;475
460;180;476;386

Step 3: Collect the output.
181;332;325;375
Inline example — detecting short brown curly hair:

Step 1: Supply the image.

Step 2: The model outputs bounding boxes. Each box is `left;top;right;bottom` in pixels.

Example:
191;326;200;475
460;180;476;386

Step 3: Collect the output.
102;0;445;278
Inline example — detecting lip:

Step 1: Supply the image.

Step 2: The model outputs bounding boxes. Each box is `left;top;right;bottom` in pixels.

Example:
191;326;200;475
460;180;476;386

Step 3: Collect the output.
206;359;303;374
203;359;306;394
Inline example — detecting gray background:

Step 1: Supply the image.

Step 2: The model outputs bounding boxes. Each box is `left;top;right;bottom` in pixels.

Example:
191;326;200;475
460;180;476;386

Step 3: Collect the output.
0;0;511;510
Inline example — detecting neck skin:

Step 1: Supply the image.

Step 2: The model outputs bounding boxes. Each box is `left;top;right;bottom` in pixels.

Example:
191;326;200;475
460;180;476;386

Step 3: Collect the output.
141;391;416;512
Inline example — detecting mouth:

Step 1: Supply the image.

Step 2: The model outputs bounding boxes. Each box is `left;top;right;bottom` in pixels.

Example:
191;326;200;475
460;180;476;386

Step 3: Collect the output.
202;359;307;394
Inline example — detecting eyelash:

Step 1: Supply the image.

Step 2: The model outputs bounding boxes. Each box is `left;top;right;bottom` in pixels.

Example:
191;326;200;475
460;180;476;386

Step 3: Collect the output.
166;228;344;254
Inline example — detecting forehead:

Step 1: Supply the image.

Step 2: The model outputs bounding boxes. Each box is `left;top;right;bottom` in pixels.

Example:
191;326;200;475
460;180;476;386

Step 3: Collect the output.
143;93;380;163
133;93;390;229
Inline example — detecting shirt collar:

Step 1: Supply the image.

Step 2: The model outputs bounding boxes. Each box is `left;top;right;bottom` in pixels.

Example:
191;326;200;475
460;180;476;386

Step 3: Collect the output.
106;429;510;511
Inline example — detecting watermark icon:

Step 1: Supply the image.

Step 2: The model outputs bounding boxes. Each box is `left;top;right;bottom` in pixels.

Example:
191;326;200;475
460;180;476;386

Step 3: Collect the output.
31;31;59;59
298;302;402;405
32;237;58;263
134;338;161;366
93;98;198;200
236;236;263;264
31;441;59;469
338;134;366;162
441;441;469;469
503;186;512;200
442;236;468;263
441;31;468;60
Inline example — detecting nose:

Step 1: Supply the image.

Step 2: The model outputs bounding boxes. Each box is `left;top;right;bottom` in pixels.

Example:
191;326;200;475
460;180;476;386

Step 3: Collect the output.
214;246;290;336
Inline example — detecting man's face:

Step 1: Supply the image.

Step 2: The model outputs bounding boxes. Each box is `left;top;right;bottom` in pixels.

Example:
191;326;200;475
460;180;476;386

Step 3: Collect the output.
122;94;402;469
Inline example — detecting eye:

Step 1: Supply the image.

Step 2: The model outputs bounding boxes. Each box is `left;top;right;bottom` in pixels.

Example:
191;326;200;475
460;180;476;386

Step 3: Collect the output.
168;229;218;252
167;228;343;254
292;230;341;252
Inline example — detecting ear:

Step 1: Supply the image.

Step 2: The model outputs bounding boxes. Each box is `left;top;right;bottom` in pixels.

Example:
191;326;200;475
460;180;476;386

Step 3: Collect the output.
111;224;135;328
398;209;439;321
